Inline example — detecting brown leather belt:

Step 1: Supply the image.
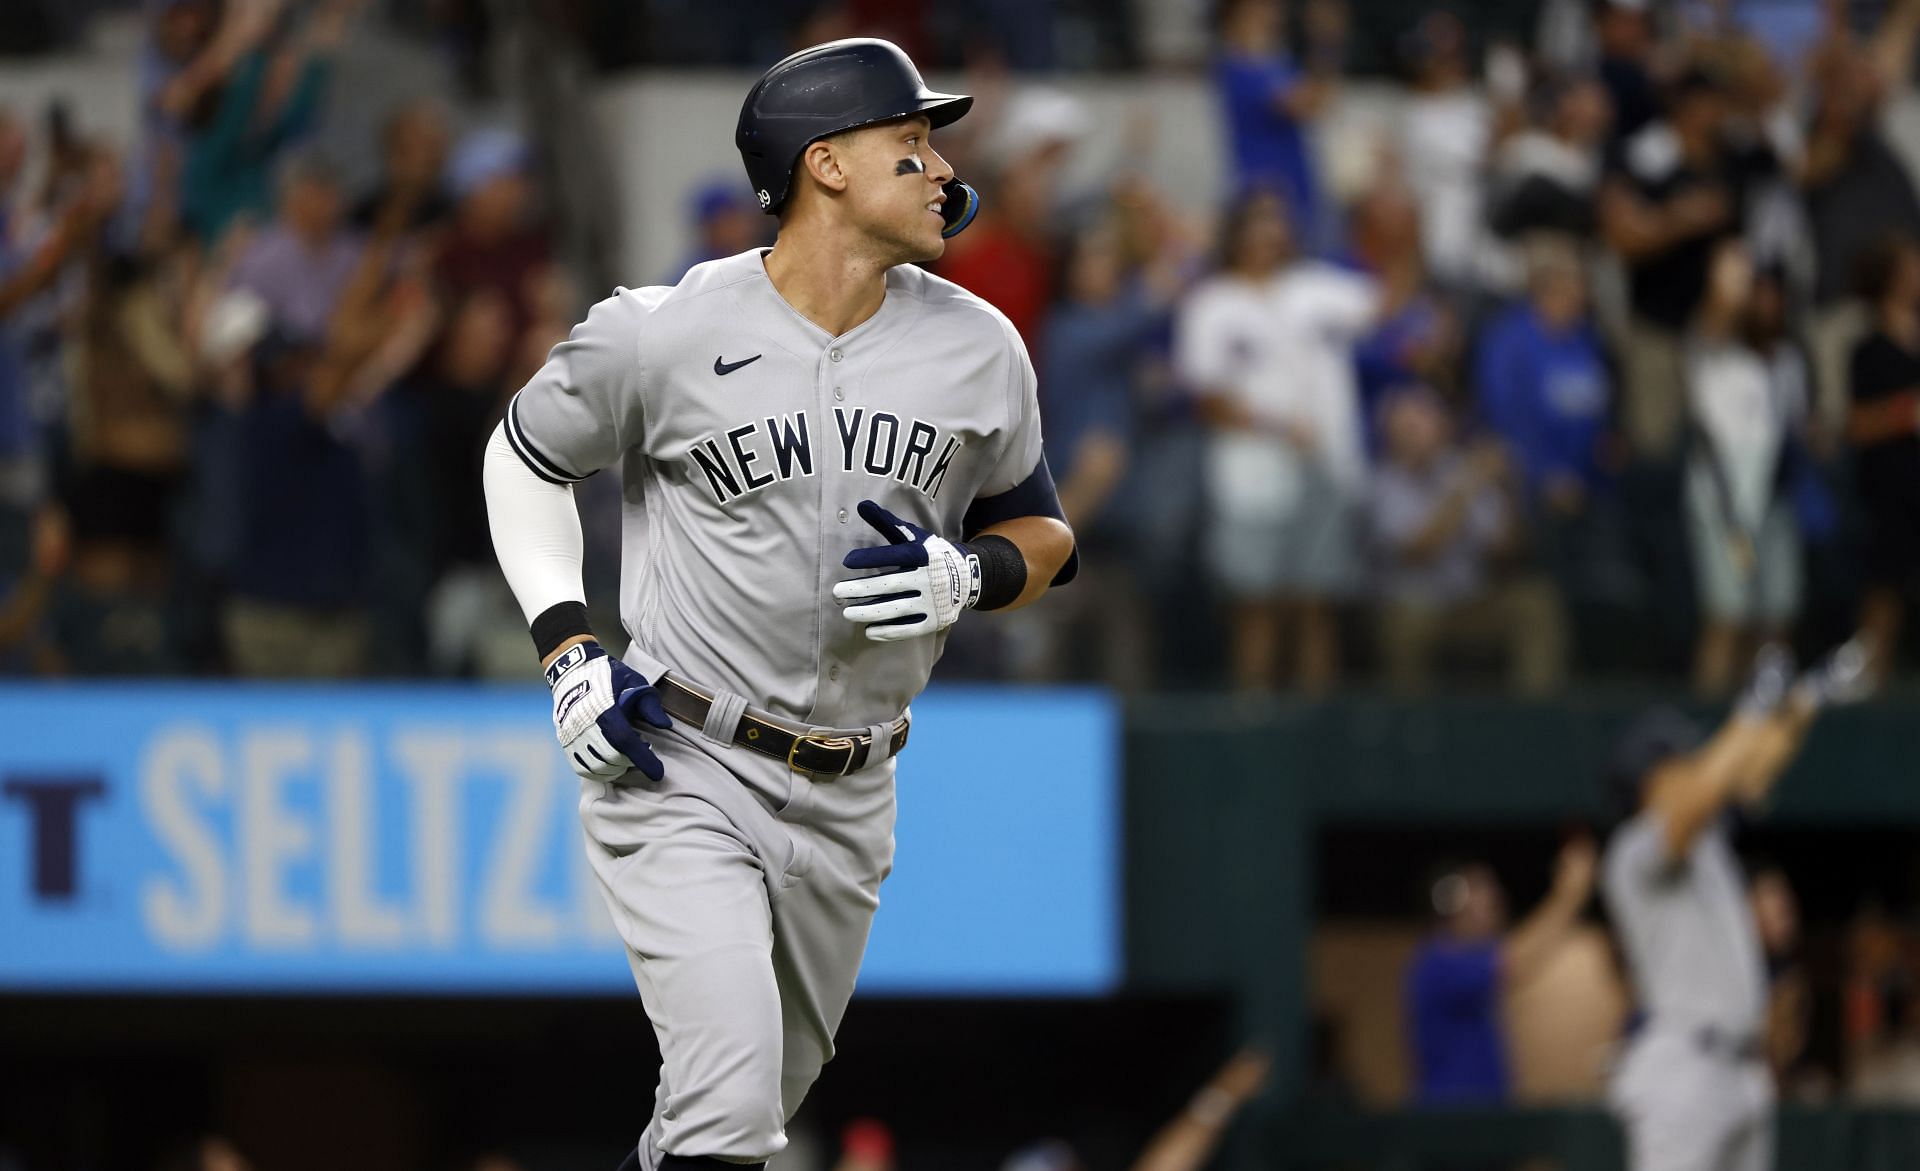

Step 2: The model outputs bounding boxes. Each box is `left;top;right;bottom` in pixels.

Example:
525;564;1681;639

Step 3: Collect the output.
656;674;910;777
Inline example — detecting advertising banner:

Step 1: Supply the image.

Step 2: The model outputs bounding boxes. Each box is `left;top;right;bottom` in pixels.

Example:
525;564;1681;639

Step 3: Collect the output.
0;685;1116;995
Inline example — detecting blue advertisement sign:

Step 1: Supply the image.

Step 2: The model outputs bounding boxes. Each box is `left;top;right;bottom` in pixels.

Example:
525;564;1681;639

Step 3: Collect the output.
0;685;1117;995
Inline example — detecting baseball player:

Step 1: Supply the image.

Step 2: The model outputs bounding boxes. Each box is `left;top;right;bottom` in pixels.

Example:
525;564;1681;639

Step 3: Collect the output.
481;38;1076;1171
1601;642;1868;1171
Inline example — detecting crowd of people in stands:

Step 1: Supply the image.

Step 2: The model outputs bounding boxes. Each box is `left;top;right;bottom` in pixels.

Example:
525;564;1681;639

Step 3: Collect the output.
963;0;1920;698
1;0;1918;695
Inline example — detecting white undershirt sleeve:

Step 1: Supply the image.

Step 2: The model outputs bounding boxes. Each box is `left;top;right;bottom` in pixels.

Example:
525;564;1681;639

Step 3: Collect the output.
483;420;587;624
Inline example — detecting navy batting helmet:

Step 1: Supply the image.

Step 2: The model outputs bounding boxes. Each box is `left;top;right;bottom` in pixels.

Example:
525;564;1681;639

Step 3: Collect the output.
1603;705;1707;822
735;38;980;238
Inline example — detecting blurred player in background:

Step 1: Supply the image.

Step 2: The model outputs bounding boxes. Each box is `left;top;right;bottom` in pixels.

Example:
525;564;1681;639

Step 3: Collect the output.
1603;641;1870;1171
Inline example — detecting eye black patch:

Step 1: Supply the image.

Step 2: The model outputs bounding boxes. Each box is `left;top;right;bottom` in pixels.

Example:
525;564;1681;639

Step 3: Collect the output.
895;156;926;176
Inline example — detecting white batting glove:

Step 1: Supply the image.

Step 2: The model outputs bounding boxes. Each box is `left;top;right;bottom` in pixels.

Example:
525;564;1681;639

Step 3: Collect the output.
1792;637;1875;710
833;500;981;642
546;642;671;781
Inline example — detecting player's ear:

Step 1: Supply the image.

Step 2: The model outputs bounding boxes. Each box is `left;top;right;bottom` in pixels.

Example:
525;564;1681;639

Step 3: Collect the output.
799;139;850;196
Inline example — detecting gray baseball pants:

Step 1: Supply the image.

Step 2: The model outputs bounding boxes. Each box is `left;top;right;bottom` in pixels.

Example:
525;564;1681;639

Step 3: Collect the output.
1610;1030;1775;1171
579;720;897;1167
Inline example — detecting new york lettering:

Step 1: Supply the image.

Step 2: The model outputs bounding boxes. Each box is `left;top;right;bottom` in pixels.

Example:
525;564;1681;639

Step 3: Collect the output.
690;409;963;505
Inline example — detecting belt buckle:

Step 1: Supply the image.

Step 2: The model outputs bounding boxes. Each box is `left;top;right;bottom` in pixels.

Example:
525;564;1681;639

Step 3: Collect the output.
787;730;861;777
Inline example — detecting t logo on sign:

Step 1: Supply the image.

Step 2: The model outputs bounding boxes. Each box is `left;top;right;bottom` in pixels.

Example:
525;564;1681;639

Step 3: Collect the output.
4;774;107;901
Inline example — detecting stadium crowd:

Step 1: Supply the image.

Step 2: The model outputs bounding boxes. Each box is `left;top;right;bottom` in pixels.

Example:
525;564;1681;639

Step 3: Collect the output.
2;0;1918;696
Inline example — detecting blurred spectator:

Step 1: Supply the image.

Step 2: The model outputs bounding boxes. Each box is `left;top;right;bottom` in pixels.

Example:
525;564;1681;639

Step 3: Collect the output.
49;206;199;675
124;0;219;251
0;114;125;676
1176;188;1374;694
0;110;121;508
1369;387;1568;696
1847;233;1920;689
1718;36;1804;280
221;219;435;678
936;88;1084;352
1349;181;1459;432
1803;3;1920;443
1600;67;1774;462
352;97;454;236
1211;0;1345;247
415;289;526;677
664;178;767;284
1594;0;1663;145
1486;74;1613;283
1397;11;1510;298
1407;837;1597;1103
1683;247;1807;696
178;0;357;242
221;332;373;676
435;127;557;375
1013;218;1170;689
1750;866;1814;1085
227;152;364;344
1846;904;1920;1101
1475;241;1617;572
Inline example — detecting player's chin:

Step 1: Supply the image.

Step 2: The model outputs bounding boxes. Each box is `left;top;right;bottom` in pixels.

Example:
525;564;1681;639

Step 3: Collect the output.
911;234;947;263
904;210;948;261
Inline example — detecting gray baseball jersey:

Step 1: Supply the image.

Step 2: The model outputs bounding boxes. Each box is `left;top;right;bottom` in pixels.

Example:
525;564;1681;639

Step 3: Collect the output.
504;248;1051;728
1603;812;1774;1171
1602;812;1766;1035
499;248;1063;1168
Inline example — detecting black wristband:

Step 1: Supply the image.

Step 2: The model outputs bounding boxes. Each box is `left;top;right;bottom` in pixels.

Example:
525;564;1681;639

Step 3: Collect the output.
530;601;593;660
968;535;1027;611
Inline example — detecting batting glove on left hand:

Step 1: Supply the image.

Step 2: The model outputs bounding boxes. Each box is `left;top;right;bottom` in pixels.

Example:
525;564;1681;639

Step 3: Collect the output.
833;500;981;642
546;641;671;781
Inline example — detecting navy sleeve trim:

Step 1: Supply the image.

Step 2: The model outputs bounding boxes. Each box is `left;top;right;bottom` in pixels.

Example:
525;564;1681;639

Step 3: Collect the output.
505;394;590;485
962;456;1079;587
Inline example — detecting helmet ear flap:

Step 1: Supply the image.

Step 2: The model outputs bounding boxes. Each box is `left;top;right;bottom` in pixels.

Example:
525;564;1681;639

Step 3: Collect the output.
940;178;980;239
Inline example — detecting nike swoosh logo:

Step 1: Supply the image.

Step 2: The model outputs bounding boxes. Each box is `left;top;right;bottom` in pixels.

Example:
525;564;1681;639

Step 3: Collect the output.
714;354;762;376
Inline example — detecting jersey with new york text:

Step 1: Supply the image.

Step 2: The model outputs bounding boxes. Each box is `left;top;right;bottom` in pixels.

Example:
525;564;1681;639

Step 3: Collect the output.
504;249;1058;729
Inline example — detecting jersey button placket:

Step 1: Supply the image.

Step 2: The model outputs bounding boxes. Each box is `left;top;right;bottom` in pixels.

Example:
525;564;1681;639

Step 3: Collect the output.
819;345;846;707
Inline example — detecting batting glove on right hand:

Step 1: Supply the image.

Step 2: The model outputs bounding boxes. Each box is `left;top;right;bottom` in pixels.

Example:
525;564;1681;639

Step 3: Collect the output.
546;642;671;781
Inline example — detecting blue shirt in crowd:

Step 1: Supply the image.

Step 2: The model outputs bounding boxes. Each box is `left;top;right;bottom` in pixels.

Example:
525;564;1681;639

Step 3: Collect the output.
1407;937;1511;1103
1355;294;1447;451
1475;302;1612;503
1216;51;1318;234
